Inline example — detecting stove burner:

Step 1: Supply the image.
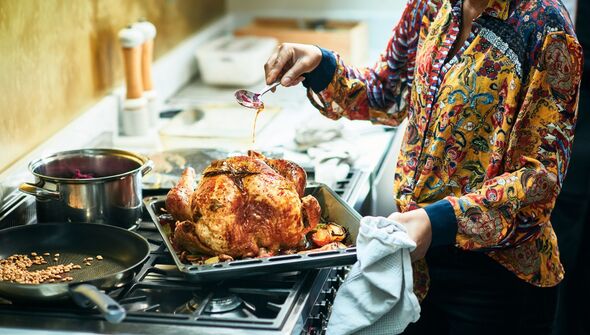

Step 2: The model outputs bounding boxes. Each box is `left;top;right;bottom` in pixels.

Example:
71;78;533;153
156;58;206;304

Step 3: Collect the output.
204;292;243;314
173;292;206;315
173;290;243;315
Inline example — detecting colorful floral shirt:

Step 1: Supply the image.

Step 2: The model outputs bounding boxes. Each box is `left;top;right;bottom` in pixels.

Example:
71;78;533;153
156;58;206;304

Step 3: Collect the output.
303;0;583;300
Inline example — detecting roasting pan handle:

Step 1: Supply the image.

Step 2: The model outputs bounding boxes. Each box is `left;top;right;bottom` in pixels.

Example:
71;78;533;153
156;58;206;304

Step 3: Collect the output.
70;284;126;324
18;182;61;200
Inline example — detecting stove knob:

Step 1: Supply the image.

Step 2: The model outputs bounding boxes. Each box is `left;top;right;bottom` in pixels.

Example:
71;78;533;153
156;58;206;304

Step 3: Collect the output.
321;318;329;333
317;300;330;317
328;277;342;290
326;287;338;302
336;266;349;278
309;316;320;326
321;288;335;303
337;267;350;281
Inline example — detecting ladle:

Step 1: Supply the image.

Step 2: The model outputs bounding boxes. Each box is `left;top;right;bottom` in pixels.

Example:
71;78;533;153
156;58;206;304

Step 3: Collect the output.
234;82;281;109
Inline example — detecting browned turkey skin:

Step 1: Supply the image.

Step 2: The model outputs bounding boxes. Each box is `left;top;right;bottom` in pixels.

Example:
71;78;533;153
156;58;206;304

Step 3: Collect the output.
165;151;321;258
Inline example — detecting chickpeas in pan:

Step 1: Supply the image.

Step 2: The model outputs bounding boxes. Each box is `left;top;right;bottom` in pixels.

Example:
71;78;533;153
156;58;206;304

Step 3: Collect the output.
0;254;83;285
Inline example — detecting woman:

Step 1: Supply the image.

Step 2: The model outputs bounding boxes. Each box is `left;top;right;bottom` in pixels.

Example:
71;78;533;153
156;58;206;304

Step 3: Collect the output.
264;0;583;333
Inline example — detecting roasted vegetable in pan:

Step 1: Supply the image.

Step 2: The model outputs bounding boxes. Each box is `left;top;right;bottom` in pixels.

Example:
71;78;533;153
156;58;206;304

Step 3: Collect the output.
309;223;347;247
297;241;348;254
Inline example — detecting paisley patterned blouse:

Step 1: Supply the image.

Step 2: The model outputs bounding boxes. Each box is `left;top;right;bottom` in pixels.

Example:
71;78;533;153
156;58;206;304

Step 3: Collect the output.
303;0;583;299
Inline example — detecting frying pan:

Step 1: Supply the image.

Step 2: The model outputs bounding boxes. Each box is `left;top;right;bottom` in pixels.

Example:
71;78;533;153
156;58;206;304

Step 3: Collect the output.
0;223;150;323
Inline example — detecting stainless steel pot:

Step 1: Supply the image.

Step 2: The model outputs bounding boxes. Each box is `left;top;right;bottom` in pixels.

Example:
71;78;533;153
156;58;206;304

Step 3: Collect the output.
19;148;153;230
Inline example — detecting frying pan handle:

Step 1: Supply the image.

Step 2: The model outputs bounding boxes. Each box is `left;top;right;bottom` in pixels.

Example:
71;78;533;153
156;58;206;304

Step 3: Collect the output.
19;182;61;200
141;159;154;176
70;284;126;324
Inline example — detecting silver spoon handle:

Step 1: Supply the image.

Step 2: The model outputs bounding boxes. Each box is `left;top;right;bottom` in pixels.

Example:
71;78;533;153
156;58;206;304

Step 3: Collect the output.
258;82;281;96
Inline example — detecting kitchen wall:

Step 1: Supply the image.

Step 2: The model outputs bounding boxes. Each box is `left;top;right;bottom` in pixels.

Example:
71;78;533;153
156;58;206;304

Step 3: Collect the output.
0;0;225;173
226;0;405;61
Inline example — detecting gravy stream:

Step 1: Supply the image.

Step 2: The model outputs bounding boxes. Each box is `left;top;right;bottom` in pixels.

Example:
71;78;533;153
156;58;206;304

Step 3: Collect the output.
251;106;263;144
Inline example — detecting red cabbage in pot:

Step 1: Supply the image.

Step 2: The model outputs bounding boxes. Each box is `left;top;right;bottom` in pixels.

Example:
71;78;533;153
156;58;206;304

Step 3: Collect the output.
73;169;94;179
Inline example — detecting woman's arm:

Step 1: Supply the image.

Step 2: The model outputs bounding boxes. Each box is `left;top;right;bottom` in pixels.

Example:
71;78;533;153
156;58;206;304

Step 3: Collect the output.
306;0;433;126
264;0;436;126
394;32;583;260
435;32;583;250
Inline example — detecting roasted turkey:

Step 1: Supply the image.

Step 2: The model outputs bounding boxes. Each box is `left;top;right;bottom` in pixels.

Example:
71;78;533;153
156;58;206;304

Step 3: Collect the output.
165;151;321;258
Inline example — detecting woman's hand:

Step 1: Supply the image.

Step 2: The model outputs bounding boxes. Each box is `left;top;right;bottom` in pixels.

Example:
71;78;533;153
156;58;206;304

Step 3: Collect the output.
388;209;432;261
264;43;323;87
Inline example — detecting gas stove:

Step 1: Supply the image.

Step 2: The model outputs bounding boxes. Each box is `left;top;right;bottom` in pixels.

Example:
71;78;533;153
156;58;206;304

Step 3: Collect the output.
0;168;365;335
0;219;347;335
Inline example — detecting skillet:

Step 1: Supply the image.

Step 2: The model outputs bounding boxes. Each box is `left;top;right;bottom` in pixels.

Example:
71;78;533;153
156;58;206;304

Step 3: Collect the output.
0;223;150;323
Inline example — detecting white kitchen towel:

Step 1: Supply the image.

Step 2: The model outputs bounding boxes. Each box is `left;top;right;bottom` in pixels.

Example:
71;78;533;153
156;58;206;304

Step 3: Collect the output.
326;216;421;335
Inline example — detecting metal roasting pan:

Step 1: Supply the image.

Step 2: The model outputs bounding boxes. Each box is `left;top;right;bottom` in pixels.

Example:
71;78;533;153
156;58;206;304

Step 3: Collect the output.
143;183;361;281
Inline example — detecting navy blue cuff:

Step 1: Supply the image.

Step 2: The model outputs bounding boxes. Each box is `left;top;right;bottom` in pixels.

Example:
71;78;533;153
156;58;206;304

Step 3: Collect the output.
423;199;457;247
302;47;337;93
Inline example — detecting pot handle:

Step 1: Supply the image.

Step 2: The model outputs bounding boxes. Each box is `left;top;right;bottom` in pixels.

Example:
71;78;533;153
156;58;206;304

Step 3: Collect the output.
18;182;61;200
141;160;154;176
70;284;126;324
